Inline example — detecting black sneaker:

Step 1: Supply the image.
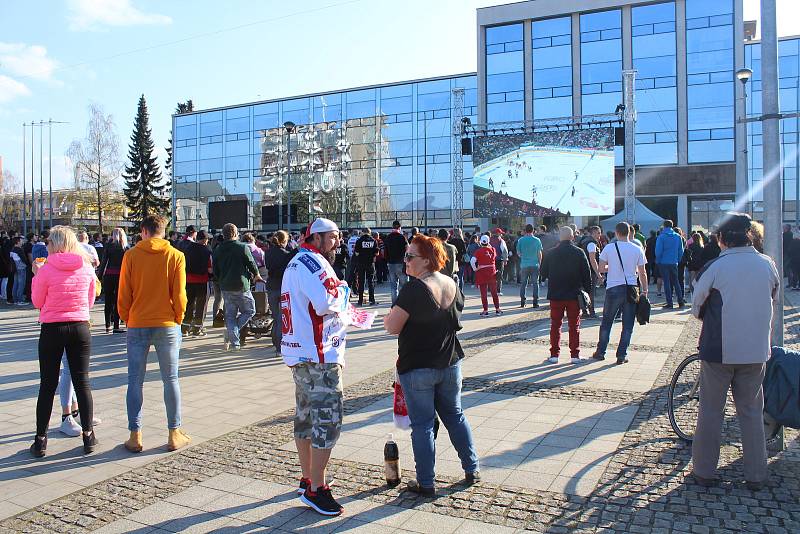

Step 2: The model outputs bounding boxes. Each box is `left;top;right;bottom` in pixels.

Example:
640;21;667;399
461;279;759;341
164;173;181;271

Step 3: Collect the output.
83;430;97;454
297;477;311;496
406;479;435;496
30;435;47;458
591;352;605;361
465;471;481;485
615;357;629;365
300;485;343;516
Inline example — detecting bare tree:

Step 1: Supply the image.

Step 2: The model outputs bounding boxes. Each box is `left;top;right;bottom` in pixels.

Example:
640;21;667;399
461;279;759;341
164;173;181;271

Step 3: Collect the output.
0;169;20;194
67;104;121;231
0;170;21;230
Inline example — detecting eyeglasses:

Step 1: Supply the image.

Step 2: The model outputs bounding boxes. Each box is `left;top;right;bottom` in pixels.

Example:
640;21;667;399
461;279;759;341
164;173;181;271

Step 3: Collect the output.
404;253;419;262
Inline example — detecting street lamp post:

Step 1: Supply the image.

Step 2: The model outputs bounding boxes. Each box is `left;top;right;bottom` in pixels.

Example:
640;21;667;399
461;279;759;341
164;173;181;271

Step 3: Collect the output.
22;123;27;235
736;67;753;215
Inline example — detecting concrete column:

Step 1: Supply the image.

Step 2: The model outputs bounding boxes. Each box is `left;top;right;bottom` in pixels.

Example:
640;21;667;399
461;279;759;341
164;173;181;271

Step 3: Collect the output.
524;20;533;122
760;0;784;345
478;25;487;125
675;0;688;165
677;194;688;231
571;13;581;118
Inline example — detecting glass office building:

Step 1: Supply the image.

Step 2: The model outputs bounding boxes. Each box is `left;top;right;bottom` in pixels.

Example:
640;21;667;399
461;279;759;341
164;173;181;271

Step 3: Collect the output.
172;75;476;231
174;0;800;232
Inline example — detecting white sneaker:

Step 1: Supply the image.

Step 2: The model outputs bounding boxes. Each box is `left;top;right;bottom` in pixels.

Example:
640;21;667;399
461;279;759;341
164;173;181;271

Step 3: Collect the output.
547;357;559;364
571;357;585;364
59;415;81;437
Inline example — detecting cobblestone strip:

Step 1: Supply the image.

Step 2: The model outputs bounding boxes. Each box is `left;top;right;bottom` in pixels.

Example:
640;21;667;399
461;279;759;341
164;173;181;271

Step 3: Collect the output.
4;311;800;532
462;376;643;405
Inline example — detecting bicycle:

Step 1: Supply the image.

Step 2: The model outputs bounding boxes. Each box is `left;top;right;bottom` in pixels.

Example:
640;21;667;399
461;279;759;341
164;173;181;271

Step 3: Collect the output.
667;353;783;445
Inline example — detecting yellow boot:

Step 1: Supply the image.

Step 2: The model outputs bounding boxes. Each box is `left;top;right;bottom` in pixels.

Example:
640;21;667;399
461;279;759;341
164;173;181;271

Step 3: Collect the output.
167;428;191;451
124;431;143;453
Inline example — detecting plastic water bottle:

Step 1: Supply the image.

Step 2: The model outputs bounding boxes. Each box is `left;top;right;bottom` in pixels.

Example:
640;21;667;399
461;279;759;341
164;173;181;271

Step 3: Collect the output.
384;433;400;487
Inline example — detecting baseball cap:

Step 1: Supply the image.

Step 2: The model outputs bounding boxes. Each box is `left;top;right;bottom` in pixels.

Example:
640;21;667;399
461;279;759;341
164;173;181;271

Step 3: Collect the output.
493;227;505;234
307;217;339;237
480;235;490;245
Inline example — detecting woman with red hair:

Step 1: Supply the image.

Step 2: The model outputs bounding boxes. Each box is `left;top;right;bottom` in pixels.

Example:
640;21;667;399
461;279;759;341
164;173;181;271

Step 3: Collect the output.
470;235;502;315
383;234;479;496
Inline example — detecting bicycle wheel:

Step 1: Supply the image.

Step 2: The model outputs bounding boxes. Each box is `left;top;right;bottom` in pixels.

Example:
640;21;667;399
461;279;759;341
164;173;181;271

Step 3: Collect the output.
668;354;702;442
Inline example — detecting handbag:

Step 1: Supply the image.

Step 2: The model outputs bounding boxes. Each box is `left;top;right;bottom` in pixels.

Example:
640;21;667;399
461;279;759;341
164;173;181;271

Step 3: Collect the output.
392;371;411;430
614;243;640;304
636;294;651;325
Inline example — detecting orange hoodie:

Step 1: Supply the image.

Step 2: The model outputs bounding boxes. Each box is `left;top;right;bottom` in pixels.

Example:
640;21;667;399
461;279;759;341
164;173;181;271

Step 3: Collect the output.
118;237;187;327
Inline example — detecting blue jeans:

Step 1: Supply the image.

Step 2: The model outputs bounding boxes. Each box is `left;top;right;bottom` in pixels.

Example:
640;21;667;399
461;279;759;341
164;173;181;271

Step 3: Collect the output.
595;285;637;360
519;265;540;304
126;326;182;430
12;270;25;302
658;263;683;305
397;361;479;488
267;288;282;350
222;290;256;347
59;353;76;410
387;263;406;305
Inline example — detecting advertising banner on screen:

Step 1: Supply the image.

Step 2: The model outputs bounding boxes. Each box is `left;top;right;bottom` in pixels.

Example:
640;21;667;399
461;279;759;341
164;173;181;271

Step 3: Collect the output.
473;128;615;217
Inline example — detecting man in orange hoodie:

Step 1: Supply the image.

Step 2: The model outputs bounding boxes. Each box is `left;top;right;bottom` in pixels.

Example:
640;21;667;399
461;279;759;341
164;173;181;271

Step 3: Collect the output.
118;214;190;453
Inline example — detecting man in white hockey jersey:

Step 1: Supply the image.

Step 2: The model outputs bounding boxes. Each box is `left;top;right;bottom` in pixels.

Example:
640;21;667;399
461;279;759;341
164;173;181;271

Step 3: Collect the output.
281;217;349;516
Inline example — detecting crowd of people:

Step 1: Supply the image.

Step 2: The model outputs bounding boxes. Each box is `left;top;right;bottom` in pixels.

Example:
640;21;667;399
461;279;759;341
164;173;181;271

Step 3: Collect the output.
0;207;783;516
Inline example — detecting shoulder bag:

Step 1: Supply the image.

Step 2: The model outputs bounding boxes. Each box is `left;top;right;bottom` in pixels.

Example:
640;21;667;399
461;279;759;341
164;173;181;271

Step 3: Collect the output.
614;243;640;304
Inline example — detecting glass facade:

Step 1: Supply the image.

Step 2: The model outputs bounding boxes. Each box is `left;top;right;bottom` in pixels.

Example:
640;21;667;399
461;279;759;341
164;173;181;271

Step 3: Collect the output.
532;17;573;119
173;75;477;231
686;0;734;163
485;23;525;123
746;37;800;221
580;10;622;116
632;2;677;165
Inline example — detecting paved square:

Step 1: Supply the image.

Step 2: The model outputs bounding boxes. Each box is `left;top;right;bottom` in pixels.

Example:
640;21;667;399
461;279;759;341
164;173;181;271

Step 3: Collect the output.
462;342;666;392
280;391;636;496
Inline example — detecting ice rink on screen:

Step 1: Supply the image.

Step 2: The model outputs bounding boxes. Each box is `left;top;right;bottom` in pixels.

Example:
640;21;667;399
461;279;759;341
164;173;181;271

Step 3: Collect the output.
473;144;615;216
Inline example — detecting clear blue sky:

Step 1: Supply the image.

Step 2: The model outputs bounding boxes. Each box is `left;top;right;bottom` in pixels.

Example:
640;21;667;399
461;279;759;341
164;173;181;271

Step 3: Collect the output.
0;0;797;190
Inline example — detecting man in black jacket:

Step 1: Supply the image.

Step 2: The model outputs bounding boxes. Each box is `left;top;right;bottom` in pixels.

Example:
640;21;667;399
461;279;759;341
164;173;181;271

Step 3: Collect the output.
540;227;592;364
353;227;379;306
383;220;408;304
182;230;212;337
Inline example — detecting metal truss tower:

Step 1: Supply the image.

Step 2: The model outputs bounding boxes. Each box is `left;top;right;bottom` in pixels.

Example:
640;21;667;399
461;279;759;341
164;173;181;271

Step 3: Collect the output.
451;87;465;228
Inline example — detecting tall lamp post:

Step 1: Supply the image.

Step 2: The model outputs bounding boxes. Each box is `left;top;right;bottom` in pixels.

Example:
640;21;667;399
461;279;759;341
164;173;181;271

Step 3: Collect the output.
284;121;295;230
736;67;753;215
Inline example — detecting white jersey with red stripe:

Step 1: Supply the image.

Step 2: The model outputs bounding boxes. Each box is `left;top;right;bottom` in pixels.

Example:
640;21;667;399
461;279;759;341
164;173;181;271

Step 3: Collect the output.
280;244;350;367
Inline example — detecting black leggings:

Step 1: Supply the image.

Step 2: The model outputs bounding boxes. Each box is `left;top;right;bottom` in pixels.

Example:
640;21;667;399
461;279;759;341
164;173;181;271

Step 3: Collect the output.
36;322;93;435
186;282;208;326
103;274;120;329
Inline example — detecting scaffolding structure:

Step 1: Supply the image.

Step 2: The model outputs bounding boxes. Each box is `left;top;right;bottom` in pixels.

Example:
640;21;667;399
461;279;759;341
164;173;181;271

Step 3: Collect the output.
451;88;465;229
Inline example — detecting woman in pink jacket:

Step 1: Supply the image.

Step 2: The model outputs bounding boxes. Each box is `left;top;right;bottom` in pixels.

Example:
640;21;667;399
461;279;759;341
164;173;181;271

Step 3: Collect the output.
30;226;98;457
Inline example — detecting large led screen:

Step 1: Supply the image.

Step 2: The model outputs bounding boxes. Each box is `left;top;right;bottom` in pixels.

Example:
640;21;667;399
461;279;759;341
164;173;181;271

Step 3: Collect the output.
473;128;615;217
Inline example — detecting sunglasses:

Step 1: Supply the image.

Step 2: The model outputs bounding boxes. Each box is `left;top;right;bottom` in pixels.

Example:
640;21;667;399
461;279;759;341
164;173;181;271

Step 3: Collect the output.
404;253;419;261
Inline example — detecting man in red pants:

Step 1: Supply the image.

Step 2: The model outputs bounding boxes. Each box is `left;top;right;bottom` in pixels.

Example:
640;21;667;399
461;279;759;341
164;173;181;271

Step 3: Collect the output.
539;227;592;364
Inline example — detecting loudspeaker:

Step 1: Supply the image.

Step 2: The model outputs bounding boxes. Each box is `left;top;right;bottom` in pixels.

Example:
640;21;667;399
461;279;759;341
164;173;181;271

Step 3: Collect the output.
614;126;625;146
209;199;248;229
461;137;473;155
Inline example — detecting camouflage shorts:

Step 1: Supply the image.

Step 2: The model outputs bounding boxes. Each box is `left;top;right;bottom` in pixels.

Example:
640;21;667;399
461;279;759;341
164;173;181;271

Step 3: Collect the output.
292;363;344;449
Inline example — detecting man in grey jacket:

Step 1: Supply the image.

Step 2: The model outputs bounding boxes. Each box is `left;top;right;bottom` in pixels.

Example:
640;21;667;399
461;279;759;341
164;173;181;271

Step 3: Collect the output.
690;213;779;490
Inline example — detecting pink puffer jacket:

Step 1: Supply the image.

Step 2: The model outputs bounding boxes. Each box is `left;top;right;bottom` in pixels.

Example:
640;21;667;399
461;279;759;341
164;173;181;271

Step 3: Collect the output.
31;252;96;323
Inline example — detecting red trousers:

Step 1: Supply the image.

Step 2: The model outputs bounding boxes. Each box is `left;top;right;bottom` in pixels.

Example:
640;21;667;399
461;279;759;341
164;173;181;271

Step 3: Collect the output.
549;299;581;357
478;280;500;312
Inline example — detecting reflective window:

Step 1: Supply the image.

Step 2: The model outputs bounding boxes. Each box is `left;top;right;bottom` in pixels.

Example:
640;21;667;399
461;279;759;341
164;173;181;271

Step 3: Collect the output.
633;2;677;164
486;23;525;122
533;16;572;119
686;0;734;162
580;10;621;115
746;38;800;217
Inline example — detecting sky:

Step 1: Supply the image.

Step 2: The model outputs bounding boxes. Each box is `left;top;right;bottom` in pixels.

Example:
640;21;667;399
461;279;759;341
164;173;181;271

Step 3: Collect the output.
0;0;799;191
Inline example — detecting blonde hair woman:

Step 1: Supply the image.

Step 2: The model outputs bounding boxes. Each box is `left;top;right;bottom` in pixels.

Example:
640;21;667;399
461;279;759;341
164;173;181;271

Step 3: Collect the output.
100;227;128;333
30;226;98;457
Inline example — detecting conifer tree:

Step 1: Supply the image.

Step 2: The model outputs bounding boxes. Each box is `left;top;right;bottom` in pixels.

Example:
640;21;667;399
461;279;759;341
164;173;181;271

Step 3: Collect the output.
123;94;169;224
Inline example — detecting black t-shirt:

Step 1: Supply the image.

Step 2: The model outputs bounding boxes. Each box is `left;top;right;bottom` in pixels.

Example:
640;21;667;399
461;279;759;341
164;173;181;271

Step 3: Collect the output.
354;235;378;266
384;231;408;263
264;245;292;291
395;278;464;374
